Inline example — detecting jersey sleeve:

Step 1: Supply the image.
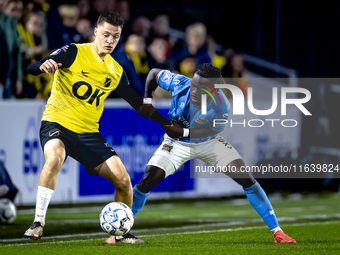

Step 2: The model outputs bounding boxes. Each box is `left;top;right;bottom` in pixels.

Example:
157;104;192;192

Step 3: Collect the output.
27;44;78;75
114;71;143;111
45;44;77;67
116;70;130;88
156;70;189;95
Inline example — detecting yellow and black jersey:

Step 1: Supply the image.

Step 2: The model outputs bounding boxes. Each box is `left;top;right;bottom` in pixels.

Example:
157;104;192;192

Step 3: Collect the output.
28;43;143;134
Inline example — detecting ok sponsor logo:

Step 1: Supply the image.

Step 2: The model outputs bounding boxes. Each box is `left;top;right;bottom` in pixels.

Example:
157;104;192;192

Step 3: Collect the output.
72;81;106;107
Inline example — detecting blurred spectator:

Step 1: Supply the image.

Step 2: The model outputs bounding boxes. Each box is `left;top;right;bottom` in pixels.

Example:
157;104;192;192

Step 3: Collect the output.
207;35;226;70
179;57;197;78
221;48;248;96
76;18;93;43
147;38;174;70
125;34;149;81
0;27;10;99
115;0;129;22
3;0;22;20
21;0;34;23
1;0;23;98
19;10;50;98
149;14;171;57
171;22;211;76
92;0;116;15
77;0;91;19
151;14;170;40
19;11;47;61
110;40;145;97
147;38;173;102
59;4;78;28
131;16;151;42
31;0;49;14
86;0;116;24
114;0;130;42
57;4;84;46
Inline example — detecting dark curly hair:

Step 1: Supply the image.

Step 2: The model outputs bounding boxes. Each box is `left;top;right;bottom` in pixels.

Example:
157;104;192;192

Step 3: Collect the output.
97;11;125;28
195;63;222;79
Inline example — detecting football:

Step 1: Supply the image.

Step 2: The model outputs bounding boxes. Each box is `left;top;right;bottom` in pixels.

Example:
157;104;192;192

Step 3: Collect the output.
0;198;17;223
100;202;134;236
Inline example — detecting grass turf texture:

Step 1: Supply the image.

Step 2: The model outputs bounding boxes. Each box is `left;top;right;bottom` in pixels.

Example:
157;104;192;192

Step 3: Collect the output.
1;194;340;254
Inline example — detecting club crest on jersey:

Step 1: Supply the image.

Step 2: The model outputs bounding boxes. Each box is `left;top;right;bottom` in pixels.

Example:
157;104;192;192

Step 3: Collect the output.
104;77;112;87
195;115;208;124
161;144;173;153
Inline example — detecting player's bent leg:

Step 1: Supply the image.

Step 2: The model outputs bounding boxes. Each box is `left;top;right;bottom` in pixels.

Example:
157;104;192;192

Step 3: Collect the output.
39;139;66;189
137;165;166;193
96;155;133;207
223;158;296;243
99;156;147;245
226;159;255;188
108;165;166;245
132;165;166;217
25;139;66;240
132;152;177;219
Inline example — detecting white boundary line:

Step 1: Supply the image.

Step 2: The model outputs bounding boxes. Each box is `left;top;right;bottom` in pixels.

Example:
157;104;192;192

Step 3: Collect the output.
2;220;340;247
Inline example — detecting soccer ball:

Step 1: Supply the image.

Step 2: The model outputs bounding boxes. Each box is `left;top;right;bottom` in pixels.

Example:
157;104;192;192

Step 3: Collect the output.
0;198;17;223
100;202;134;236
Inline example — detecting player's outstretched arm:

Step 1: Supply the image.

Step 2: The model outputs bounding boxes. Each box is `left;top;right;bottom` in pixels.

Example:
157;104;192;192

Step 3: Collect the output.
114;72;170;125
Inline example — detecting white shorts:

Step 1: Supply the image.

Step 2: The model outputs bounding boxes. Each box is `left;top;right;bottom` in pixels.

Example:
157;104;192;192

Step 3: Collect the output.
147;134;242;177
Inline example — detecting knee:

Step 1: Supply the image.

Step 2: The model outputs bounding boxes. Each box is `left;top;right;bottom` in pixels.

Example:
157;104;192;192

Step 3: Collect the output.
235;177;256;189
44;154;64;174
137;166;166;193
43;140;66;174
115;174;132;194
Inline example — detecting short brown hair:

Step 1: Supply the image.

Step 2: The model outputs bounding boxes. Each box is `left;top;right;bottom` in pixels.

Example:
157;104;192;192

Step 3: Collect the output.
97;11;124;28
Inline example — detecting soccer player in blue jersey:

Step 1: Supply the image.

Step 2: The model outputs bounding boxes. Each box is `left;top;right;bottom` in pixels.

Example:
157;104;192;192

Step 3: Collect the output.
122;63;296;244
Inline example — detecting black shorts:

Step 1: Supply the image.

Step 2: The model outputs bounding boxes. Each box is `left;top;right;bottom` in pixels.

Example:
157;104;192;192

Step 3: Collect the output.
40;121;117;176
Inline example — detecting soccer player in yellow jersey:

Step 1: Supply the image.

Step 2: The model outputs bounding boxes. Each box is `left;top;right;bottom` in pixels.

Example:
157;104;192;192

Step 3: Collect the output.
24;11;169;244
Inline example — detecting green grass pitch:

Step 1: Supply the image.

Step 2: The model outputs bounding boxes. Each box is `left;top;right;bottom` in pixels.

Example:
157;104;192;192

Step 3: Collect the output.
1;194;340;255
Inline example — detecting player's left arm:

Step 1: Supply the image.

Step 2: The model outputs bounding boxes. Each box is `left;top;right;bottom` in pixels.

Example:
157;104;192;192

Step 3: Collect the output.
114;71;171;125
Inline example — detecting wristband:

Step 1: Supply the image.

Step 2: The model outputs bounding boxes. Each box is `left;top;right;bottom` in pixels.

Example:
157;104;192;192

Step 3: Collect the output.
143;98;152;104
183;128;190;137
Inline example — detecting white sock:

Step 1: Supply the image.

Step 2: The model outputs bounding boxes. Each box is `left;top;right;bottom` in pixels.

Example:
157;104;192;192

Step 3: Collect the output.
271;226;282;235
34;186;54;226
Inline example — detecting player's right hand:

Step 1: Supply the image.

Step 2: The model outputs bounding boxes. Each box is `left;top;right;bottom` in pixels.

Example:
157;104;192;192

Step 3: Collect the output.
39;59;62;76
162;121;183;140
